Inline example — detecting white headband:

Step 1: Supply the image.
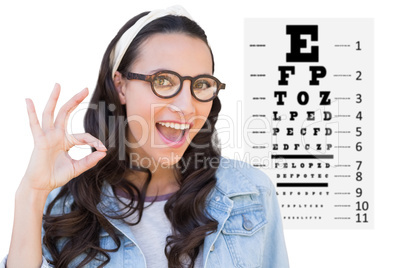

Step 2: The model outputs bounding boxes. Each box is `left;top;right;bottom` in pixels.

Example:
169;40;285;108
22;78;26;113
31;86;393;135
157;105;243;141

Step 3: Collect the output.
109;5;193;79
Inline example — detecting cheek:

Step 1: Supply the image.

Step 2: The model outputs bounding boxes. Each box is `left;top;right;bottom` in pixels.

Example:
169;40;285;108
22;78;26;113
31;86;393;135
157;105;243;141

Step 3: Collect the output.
200;102;213;121
193;102;213;132
124;92;154;141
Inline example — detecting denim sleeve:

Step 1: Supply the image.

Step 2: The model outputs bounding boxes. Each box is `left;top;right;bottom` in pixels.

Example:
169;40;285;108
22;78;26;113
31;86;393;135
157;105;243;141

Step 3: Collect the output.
40;188;63;266
262;179;290;268
0;254;51;268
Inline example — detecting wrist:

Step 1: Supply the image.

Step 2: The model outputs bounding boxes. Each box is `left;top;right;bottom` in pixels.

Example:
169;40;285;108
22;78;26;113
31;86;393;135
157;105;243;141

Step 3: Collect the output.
15;180;51;209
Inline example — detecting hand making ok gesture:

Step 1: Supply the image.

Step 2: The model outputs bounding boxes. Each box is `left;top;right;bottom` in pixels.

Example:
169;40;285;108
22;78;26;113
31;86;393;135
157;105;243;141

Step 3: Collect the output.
21;83;107;193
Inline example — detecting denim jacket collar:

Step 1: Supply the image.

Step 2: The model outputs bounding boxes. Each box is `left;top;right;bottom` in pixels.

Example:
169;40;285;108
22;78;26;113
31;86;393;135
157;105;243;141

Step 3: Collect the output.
210;156;260;198
202;157;263;266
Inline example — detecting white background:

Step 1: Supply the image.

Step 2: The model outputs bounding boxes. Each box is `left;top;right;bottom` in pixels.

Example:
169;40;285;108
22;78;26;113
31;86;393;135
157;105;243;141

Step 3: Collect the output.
0;0;400;267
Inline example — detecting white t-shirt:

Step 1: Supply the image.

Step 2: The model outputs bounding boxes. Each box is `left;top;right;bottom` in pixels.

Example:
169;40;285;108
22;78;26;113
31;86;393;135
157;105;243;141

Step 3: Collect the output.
116;191;203;268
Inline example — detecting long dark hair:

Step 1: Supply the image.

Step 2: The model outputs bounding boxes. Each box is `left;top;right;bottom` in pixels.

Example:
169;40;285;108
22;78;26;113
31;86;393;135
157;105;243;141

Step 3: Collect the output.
42;11;222;268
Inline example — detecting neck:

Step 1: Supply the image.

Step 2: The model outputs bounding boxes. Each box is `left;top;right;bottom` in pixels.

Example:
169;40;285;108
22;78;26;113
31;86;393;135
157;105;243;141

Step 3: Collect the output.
123;165;180;197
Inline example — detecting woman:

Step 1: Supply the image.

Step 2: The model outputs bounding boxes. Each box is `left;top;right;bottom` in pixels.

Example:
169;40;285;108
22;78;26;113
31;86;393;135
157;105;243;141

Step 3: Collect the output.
4;5;289;268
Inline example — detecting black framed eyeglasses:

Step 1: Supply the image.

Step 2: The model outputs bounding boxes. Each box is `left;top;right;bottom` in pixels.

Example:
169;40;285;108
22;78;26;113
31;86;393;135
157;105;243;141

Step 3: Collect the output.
122;70;226;102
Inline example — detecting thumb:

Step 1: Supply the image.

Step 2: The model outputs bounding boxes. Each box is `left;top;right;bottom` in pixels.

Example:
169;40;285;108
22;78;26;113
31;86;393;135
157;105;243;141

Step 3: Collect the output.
72;151;107;177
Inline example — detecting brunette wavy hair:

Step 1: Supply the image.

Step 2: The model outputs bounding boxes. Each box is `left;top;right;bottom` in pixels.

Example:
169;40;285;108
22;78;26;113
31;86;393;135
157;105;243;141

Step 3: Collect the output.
42;12;222;268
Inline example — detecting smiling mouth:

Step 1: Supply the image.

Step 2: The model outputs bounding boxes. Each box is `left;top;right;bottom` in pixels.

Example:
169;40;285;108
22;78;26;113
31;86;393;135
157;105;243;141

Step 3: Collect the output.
156;122;190;142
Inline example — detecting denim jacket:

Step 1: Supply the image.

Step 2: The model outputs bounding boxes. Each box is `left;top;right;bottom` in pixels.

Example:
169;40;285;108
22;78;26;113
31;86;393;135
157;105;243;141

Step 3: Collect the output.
2;156;289;267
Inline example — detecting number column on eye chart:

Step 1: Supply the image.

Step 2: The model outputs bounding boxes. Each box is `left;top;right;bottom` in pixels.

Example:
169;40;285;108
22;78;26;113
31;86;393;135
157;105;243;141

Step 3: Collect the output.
330;33;374;228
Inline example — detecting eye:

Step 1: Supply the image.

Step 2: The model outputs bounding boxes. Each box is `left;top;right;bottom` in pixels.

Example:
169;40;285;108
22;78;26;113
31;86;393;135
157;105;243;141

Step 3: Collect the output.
154;75;173;87
194;79;212;90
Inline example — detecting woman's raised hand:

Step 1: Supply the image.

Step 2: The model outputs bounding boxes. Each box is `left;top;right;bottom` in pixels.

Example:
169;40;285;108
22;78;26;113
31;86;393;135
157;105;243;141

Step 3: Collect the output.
21;83;107;193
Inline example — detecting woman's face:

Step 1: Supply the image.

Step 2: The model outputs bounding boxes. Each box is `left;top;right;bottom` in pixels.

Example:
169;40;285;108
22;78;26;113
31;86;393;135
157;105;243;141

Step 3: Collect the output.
115;33;214;172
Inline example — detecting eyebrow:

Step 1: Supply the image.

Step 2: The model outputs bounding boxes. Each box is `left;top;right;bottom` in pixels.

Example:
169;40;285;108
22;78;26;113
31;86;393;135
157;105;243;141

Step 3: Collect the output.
148;68;165;74
148;69;213;76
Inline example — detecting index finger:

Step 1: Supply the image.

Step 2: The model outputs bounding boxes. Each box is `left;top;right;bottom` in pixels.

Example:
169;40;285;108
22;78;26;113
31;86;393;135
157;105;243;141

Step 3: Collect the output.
42;83;61;131
54;87;89;129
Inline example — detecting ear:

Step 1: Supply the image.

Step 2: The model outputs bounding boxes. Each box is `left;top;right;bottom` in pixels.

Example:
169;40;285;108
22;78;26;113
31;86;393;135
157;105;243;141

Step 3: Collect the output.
113;71;126;105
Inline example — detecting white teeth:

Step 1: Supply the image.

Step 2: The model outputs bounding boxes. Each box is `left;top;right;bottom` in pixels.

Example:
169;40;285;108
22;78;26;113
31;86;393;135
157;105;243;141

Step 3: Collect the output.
157;122;190;130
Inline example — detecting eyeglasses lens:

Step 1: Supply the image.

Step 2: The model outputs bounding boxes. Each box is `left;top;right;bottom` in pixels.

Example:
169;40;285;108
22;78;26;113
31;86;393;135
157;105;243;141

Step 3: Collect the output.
152;73;180;97
152;72;217;101
193;78;217;101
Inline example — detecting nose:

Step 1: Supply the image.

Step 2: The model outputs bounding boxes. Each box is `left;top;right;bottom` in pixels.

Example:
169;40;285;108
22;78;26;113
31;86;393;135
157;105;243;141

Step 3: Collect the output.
169;80;196;116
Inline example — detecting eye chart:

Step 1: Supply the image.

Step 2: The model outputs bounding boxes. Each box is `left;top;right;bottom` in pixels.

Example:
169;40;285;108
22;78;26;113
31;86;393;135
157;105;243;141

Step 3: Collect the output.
244;19;373;229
